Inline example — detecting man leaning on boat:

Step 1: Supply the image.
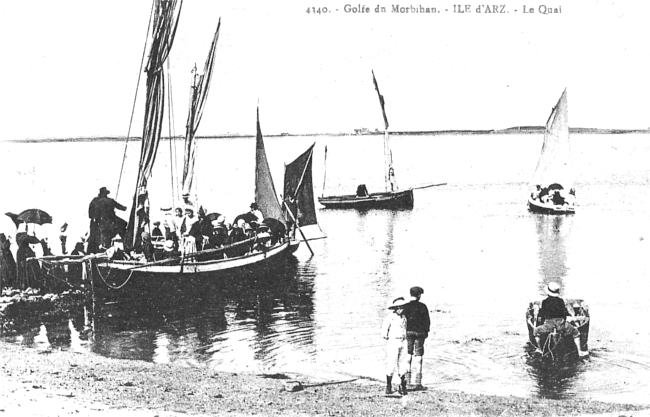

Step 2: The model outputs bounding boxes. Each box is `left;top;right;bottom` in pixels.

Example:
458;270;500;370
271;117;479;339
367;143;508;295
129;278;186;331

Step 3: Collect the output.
533;282;589;357
88;187;127;253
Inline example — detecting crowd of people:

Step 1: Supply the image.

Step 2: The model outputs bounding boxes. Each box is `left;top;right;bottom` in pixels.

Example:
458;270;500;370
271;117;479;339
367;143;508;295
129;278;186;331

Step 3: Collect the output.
530;184;576;206
81;185;290;264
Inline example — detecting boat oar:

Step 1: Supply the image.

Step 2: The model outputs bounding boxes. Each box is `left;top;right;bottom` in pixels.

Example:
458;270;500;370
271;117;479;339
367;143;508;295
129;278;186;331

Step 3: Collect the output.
283;201;314;256
412;182;447;190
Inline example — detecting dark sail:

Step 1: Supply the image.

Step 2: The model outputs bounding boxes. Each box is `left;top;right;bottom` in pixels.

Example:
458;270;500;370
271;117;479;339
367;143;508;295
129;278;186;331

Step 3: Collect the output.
182;18;221;201
283;143;317;227
126;0;183;248
254;108;285;224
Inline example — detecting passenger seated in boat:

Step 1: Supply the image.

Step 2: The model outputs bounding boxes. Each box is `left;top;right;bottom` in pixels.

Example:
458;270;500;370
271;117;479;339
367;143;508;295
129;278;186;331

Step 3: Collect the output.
139;231;155;262
531;185;542;200
106;234;132;261
533;282;589;357
151;221;164;239
356;184;369;197
230;221;248;244
552;190;566;205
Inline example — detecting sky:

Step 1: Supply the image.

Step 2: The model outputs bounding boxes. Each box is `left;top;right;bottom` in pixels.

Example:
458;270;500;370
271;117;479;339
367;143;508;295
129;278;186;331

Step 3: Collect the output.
0;0;648;140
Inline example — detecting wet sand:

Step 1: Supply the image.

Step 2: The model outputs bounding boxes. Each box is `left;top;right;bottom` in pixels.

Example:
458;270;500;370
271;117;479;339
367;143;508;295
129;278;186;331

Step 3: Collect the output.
1;342;649;417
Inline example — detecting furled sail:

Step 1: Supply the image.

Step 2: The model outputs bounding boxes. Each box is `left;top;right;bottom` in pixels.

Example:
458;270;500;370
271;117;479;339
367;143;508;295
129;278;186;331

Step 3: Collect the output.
126;0;183;248
371;70;397;192
254;108;285;224
283;143;317;227
181;19;221;203
530;89;573;191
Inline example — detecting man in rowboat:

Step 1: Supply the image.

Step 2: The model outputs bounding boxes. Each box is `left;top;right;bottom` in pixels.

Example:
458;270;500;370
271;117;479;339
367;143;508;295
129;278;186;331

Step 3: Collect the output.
533;282;589;357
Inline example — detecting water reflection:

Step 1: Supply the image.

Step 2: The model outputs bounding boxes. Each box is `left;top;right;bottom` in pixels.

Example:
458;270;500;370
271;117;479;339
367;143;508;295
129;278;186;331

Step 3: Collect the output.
86;256;315;372
529;213;581;399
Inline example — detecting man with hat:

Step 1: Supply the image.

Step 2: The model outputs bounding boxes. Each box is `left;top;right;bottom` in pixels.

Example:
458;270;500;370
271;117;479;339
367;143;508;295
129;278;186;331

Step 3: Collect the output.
381;297;410;395
402;286;430;391
88;187;127;252
534;282;589;357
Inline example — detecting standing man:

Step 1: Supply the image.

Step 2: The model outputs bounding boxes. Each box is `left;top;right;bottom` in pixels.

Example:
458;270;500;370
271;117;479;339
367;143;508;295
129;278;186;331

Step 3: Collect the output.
89;187;127;251
381;297;409;396
403;286;431;391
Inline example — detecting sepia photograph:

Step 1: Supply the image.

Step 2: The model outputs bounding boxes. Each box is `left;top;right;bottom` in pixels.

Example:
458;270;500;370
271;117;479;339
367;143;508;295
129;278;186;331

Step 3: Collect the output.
1;0;649;415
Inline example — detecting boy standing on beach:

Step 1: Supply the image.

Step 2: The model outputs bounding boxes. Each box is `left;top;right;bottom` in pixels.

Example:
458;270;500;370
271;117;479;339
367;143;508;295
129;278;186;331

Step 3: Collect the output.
403;286;431;391
381;297;409;395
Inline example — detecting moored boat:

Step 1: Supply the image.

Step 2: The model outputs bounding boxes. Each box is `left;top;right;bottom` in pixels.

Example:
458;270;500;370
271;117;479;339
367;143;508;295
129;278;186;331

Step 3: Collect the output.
526;298;590;359
94;0;319;280
318;71;442;210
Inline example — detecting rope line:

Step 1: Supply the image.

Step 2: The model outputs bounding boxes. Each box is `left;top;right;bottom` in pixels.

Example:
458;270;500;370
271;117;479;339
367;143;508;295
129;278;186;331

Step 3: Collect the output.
116;1;156;197
93;262;135;290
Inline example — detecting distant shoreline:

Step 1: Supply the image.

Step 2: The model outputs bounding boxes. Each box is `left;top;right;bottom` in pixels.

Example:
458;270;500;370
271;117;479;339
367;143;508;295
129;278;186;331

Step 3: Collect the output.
5;127;649;143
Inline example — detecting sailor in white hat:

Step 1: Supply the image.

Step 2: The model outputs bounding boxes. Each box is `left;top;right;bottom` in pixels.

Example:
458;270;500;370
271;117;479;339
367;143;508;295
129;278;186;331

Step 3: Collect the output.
380;297;410;395
533;282;589;357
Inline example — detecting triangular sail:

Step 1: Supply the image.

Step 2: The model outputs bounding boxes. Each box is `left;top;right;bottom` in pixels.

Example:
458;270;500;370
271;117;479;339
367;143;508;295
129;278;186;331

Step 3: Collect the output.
126;0;183;248
283;143;318;227
254;108;285;224
530;89;573;190
181;19;221;203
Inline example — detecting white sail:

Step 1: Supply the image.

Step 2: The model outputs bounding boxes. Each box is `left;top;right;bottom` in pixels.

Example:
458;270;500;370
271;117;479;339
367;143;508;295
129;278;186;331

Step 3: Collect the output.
530;89;573;191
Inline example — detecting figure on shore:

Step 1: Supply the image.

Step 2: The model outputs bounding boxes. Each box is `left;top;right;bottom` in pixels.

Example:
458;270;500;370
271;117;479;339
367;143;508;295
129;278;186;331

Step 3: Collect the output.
381;297;409;396
88;187;127;253
16;234;38;290
403;286;431;391
533;282;589;357
0;233;17;290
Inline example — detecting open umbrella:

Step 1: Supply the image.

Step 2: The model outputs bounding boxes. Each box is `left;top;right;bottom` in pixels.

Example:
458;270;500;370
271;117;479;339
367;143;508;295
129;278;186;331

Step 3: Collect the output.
17;209;52;225
203;212;222;222
233;212;258;226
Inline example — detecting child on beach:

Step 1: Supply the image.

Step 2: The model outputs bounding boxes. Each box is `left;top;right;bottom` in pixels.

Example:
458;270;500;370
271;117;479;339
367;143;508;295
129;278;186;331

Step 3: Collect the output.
381;297;409;395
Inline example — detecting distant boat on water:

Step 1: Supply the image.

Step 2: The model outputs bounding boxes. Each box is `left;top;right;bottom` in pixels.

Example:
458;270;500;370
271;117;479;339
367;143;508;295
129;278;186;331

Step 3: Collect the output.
318;71;444;210
527;89;576;214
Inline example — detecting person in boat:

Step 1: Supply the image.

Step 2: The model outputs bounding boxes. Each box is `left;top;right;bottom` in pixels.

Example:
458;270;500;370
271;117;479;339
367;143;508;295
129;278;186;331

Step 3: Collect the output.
356;184;369;197
531;185;542;200
105;234;131;261
552;189;566;205
249;203;264;226
139;231;155;262
229;220;247;244
533;282;589;357
381;297;410;396
151;221;164;240
89;187;127;252
402;286;431;391
180;206;202;252
263;218;286;245
0;233;17;289
59;222;69;255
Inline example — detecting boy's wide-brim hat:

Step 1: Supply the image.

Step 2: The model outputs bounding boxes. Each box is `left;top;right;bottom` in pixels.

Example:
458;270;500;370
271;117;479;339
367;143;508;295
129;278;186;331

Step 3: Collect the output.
546;282;561;297
388;298;409;310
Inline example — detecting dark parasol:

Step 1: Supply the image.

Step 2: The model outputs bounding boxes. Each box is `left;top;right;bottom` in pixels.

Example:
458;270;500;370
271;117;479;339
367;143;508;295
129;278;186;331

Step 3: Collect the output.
17;209;53;225
233;212;258;225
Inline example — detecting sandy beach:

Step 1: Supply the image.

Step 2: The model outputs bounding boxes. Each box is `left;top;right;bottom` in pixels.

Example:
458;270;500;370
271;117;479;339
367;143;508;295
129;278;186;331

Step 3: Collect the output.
1;342;649;417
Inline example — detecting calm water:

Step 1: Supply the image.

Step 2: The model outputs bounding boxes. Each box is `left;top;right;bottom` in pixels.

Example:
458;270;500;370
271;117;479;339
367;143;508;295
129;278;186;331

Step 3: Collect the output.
1;133;650;404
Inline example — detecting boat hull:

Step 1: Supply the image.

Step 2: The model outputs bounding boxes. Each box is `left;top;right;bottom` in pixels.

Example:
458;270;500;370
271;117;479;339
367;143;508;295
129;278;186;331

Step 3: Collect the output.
98;240;299;276
527;197;575;214
526;298;590;358
318;189;414;210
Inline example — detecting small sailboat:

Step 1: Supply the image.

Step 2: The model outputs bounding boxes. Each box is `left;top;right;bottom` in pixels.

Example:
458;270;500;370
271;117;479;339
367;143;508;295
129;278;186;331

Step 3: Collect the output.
527;89;576;214
526;298;590;359
318;71;415;210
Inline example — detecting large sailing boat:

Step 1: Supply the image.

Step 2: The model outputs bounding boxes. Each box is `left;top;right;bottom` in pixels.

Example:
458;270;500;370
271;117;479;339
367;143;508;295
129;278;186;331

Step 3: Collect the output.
527;89;576;214
98;0;314;276
318;71;414;210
